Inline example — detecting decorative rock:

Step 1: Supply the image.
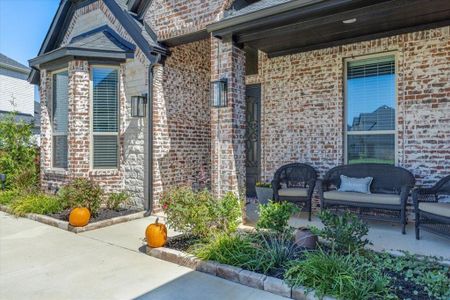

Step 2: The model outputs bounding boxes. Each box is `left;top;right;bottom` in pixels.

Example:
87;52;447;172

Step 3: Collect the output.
196;260;219;276
263;276;292;298
238;269;266;290
294;228;318;249
216;264;242;283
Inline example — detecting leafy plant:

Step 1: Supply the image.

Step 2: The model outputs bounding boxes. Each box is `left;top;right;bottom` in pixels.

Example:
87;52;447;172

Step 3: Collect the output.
10;192;63;216
161;187;215;238
257;201;299;233
256;182;272;188
58;178;103;215
310;210;370;253
254;230;301;277
213;192;242;233
193;233;261;270
106;191;129;211
285;249;391;300
161;188;242;238
372;252;450;300
0;189;20;206
0;111;38;190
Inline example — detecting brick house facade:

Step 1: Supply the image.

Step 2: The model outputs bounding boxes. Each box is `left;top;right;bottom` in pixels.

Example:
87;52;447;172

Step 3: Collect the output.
30;0;449;213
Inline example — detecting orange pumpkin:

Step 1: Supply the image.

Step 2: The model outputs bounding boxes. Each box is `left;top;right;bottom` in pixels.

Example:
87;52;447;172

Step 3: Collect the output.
69;207;91;227
146;218;167;248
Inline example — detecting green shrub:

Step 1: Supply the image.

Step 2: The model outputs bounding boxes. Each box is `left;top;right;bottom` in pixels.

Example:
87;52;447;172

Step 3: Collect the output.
10;193;63;216
310;210;370;253
372;252;450;300
0;111;38;190
161;188;242;238
0;189;20;206
58;178;103;215
257;201;299;233
106;191;129;211
285;249;391;300
193;233;261;270
255;230;301;277
213;192;242;233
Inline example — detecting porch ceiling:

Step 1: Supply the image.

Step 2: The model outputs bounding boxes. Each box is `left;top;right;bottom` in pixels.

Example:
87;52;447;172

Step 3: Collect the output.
209;0;450;58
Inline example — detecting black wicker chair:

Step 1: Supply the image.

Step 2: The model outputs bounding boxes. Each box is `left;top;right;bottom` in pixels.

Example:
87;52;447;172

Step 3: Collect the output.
319;164;415;234
271;163;317;221
413;175;450;240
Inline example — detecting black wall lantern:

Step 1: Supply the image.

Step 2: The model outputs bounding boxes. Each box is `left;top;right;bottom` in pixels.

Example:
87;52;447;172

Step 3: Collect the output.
210;78;228;108
131;95;147;117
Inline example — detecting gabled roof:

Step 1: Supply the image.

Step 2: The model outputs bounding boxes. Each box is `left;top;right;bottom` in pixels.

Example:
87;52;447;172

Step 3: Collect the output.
29;0;166;84
0;53;30;74
29;25;136;68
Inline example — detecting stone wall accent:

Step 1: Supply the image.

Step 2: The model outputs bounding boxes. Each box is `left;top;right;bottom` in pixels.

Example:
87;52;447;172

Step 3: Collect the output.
152;39;212;210
144;0;233;40
210;37;246;198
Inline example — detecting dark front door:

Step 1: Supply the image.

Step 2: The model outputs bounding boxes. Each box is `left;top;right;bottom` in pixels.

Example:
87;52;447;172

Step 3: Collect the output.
245;84;261;197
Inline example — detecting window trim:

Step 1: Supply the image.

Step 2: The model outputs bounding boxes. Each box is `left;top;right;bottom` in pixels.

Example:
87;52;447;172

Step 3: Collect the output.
89;65;120;170
343;52;398;165
50;68;69;170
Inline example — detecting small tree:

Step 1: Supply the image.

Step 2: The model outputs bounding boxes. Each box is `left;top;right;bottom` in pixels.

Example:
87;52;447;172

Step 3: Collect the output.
0;110;38;190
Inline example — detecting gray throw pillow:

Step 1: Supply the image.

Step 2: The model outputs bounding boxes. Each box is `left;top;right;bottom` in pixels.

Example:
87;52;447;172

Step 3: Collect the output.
338;175;373;194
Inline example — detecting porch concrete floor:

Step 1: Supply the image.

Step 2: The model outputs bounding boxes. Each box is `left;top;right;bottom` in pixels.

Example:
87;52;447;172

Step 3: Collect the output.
0;211;285;300
245;202;450;261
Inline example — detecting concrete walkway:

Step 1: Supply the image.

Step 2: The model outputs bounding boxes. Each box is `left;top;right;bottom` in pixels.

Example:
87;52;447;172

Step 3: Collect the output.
0;212;284;300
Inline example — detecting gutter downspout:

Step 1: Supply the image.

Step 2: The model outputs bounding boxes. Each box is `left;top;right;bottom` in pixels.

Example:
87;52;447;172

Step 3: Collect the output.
145;53;161;216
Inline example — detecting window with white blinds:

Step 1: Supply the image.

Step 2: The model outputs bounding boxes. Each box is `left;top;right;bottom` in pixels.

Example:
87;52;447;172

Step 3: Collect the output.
92;67;119;169
345;55;396;164
52;70;69;169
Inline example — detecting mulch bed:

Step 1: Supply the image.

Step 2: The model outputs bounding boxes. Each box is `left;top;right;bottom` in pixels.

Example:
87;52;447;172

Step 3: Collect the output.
48;208;141;223
166;234;203;252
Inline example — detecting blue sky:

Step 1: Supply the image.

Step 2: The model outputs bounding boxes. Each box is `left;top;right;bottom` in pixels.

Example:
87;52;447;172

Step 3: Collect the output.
0;0;59;66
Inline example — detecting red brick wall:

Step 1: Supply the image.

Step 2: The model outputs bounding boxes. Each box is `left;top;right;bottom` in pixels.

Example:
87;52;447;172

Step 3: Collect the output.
144;0;233;40
253;26;450;188
152;39;212;210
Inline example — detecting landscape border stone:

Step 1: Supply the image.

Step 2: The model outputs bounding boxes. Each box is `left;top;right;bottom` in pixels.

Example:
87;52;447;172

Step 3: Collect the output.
0;206;145;233
145;245;337;300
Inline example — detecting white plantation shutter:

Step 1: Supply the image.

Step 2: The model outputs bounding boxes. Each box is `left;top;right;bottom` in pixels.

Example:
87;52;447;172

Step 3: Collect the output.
52;71;68;168
92;67;119;169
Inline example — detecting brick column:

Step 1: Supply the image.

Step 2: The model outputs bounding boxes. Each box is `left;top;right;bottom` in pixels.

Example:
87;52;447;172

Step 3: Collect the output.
68;60;91;178
210;37;246;198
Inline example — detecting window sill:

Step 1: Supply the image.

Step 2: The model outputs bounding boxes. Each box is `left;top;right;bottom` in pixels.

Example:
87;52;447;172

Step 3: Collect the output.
44;168;69;176
89;169;120;177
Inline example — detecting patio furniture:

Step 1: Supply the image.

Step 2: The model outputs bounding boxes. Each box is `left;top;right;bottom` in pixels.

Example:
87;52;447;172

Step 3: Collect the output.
413;175;450;240
271;163;317;221
319;164;415;234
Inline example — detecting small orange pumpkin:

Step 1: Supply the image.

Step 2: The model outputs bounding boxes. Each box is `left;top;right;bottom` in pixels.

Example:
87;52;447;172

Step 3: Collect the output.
146;218;167;248
69;207;91;227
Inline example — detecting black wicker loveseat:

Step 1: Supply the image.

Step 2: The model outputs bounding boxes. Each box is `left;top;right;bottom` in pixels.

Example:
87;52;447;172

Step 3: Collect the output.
413;175;450;240
272;163;317;221
319;163;416;233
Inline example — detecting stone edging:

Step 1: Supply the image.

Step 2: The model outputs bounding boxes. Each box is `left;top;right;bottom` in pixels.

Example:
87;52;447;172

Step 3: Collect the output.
0;205;146;233
146;246;335;300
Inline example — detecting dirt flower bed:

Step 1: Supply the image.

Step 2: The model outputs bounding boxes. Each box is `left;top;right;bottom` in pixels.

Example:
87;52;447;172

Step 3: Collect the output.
48;208;141;223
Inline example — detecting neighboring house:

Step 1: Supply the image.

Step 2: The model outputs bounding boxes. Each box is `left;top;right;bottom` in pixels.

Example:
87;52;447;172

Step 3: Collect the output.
0;53;39;141
29;0;450;211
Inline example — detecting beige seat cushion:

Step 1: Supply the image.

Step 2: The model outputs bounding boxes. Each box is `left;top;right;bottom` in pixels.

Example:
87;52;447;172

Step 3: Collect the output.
278;188;308;197
419;202;450;218
323;191;400;205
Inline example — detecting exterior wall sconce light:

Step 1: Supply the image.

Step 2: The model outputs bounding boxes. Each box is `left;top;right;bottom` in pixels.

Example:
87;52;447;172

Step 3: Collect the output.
131;95;147;117
210;78;228;108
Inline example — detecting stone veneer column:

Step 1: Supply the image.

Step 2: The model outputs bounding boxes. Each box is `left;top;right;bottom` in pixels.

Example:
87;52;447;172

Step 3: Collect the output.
67;60;91;178
210;37;246;198
39;69;52;189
